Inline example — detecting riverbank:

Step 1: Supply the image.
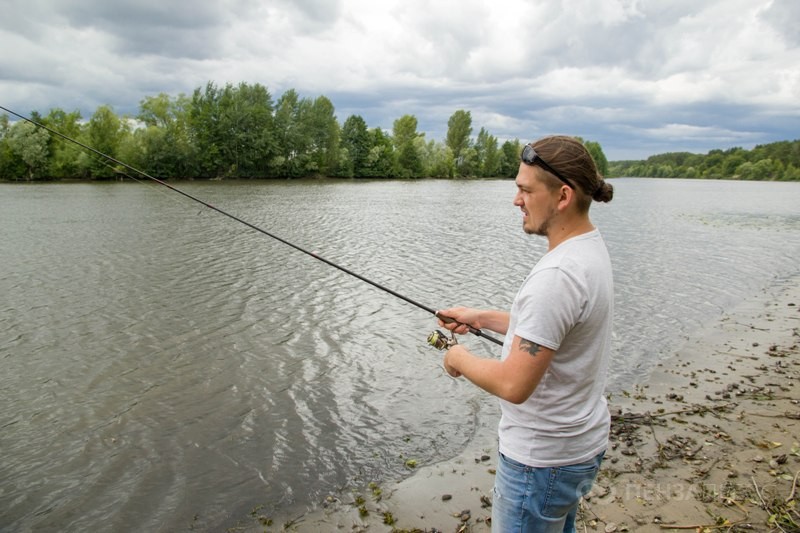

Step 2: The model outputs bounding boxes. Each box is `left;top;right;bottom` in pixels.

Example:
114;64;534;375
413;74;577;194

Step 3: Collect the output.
252;277;799;532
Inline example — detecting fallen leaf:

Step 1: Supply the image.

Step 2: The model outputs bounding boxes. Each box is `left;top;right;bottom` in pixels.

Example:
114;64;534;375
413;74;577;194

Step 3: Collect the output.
749;439;782;450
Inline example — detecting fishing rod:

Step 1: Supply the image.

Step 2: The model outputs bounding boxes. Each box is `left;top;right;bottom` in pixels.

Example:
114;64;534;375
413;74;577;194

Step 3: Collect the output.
1;105;503;347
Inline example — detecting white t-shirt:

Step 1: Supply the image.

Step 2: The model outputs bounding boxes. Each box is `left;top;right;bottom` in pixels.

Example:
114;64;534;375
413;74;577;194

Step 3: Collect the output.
498;229;613;468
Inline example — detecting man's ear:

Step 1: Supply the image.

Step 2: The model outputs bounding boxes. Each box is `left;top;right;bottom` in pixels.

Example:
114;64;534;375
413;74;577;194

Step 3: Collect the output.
556;185;573;211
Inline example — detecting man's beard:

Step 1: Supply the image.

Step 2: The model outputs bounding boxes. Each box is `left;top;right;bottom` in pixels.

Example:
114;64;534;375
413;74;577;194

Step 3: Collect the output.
523;206;556;236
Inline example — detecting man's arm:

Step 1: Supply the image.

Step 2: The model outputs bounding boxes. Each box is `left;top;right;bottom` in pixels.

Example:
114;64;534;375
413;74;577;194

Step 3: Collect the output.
443;335;554;404
437;307;510;335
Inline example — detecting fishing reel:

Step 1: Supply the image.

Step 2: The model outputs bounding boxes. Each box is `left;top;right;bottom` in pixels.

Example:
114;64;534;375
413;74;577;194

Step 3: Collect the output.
427;329;458;350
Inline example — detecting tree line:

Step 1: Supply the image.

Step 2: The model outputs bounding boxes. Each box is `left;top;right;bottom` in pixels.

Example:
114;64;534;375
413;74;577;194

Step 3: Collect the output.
0;81;610;182
609;140;800;181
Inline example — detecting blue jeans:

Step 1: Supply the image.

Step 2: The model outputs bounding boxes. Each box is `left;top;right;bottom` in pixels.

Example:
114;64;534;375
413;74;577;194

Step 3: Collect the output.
491;451;604;533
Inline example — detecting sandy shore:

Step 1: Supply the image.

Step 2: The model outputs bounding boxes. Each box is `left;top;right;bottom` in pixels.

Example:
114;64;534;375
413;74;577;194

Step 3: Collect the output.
254;276;799;532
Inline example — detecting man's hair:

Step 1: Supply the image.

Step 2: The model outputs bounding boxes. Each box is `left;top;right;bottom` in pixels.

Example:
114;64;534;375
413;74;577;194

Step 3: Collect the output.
531;135;614;211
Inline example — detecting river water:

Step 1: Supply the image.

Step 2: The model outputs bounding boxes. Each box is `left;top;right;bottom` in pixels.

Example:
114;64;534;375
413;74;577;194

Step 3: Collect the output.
1;178;799;531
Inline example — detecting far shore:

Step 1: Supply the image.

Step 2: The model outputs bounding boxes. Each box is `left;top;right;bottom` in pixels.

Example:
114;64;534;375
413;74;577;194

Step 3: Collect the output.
2;176;800;184
246;275;799;533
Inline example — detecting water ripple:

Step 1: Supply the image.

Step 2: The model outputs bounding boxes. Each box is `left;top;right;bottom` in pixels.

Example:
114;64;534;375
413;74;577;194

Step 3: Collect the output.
1;179;798;531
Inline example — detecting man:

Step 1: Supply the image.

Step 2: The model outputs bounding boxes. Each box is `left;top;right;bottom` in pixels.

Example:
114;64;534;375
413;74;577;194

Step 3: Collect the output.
438;135;615;532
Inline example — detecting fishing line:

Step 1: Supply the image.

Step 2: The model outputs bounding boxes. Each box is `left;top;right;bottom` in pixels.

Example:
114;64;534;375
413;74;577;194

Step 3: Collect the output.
1;105;503;347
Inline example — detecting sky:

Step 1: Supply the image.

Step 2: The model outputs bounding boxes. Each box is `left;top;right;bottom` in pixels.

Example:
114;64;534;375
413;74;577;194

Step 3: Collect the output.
1;0;798;160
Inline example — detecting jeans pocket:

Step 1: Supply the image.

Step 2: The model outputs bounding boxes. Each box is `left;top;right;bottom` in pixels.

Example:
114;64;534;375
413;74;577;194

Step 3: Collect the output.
499;452;528;471
539;460;600;519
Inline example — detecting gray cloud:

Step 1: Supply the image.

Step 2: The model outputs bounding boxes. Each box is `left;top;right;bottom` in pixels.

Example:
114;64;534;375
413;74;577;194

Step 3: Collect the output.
760;0;800;46
0;0;797;160
58;1;229;58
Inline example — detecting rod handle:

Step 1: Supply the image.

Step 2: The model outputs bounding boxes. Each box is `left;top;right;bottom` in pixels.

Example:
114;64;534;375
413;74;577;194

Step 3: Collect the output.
434;312;504;346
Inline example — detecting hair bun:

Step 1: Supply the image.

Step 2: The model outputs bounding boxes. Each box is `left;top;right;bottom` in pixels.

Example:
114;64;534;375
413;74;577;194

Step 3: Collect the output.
592;179;614;203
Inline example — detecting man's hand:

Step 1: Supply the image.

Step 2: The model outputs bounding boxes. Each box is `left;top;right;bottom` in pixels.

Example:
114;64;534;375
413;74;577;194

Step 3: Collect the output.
443;344;465;377
436;307;482;334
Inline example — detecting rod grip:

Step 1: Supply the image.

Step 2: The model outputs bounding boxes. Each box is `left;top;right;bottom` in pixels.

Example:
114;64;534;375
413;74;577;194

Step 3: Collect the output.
434;312;504;346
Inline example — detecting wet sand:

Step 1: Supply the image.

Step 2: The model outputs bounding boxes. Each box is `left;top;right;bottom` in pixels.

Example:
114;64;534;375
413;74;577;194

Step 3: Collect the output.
254;276;799;532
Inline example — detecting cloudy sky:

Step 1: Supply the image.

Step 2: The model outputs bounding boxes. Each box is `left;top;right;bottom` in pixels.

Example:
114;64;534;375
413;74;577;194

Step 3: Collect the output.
1;0;798;160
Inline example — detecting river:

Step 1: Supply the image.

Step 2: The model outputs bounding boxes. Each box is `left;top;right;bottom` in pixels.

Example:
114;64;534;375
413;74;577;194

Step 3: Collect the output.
1;178;799;531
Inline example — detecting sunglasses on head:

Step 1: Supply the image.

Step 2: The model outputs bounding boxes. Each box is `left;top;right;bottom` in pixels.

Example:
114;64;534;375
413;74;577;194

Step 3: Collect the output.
520;144;573;189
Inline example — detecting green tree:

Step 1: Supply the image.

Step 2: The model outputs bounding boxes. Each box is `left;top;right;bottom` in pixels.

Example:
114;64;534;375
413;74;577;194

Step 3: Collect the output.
419;139;454;178
303;96;340;176
188;82;224;177
499;139;522;178
0;114;24;179
135;93;193;178
364;128;394;177
583;140;609;176
782;163;800;181
700;150;724;179
272;89;312;177
0;114;15;178
751;158;776;180
5;120;50;180
42;108;83;178
474;127;500;177
119;125;172;179
607;141;800;181
446;110;472;176
218;82;276;177
392;115;423;178
139;93;174;128
188;82;276;178
340;114;371;177
721;148;746;177
7;86;796;183
80;105;126;179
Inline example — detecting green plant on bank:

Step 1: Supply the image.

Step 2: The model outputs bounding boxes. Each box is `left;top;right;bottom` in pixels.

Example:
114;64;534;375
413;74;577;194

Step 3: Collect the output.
351;494;369;518
4;98;797;182
369;481;383;500
247;505;273;529
609;141;800;181
0;87;604;181
382;511;396;525
755;471;799;532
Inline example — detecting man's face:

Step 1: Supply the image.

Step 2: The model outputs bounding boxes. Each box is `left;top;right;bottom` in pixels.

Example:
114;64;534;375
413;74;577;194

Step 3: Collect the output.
513;163;559;236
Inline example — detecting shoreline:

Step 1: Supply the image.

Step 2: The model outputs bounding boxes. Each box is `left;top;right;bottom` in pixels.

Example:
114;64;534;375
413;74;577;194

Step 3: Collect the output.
255;276;799;532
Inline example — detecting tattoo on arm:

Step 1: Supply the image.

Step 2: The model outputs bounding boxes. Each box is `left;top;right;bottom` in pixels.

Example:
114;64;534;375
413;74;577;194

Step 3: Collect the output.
519;338;543;357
